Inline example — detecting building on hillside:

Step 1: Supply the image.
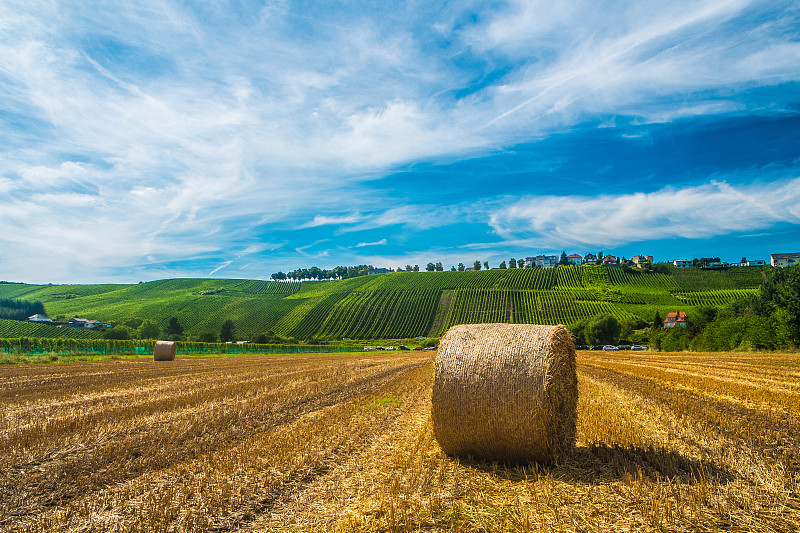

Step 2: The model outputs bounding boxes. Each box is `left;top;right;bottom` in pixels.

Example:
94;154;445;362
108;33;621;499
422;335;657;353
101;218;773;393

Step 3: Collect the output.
699;257;724;269
731;257;766;267
567;254;583;265
27;314;53;322
663;311;688;328
673;259;693;268
67;317;108;329
533;254;559;268
630;255;654;267
771;253;800;268
368;268;391;275
584;253;597;265
523;257;534;268
603;255;619;266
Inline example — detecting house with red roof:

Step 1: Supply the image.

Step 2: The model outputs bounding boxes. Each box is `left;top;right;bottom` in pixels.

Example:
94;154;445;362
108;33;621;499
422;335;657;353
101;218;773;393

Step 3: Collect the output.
663;311;688;328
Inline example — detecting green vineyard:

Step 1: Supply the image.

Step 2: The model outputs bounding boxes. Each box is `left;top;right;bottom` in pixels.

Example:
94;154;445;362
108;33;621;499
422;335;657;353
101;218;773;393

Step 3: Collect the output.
0;265;771;341
0;319;103;339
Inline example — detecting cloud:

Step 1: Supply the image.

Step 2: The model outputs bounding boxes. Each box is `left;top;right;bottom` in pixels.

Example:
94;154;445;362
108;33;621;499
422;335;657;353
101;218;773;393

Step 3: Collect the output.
489;177;800;248
356;238;388;247
298;213;365;229
208;260;233;276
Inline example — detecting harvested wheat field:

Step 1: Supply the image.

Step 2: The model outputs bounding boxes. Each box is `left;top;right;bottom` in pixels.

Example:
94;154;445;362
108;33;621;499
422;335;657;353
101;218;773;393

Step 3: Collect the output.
1;350;798;532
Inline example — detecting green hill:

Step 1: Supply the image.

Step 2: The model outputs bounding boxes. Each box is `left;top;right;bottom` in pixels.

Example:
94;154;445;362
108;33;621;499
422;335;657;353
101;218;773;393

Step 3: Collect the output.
0;266;768;341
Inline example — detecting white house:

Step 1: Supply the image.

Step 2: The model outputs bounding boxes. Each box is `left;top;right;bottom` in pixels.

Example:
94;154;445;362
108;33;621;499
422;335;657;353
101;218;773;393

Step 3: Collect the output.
567;254;583;265
673;259;693;268
533;254;559;268
771;253;800;268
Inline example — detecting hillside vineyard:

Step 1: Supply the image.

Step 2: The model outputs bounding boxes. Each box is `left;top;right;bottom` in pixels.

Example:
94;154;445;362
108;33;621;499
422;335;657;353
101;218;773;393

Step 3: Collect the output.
0;266;765;340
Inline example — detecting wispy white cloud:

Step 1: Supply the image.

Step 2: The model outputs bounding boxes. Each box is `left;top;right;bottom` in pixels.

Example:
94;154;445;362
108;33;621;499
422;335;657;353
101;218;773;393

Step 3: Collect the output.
489;177;800;248
208;260;233;276
356;238;388;247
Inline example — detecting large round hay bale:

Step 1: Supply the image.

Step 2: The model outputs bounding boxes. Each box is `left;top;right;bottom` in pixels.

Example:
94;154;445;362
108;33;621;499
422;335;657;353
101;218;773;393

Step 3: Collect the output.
153;340;176;361
431;323;577;464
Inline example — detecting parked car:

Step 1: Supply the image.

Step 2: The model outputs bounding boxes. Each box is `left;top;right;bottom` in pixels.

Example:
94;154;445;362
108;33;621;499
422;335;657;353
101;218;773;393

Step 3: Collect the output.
413;346;424;351
591;345;605;350
618;345;631;350
424;346;436;350
398;345;410;350
575;345;590;351
631;345;648;351
602;345;619;351
375;346;385;350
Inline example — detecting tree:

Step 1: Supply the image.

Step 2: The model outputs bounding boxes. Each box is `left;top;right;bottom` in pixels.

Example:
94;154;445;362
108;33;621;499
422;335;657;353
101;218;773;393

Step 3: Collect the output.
435;262;444;271
221;320;236;342
197;331;218;343
166;317;183;337
596;252;604;265
569;319;589;346
585;314;621;345
619;316;648;343
509;258;517;269
473;260;482;271
413;264;420;272
499;261;507;269
559;251;569;266
137;319;161;340
458;263;465;271
426;262;435;272
104;326;133;340
483;261;489;270
406;265;413;272
450;266;457;271
653;310;662;329
761;263;800;343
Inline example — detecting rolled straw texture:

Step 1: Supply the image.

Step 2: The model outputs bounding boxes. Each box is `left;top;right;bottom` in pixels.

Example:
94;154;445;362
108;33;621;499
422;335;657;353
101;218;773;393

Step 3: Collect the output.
432;323;577;464
153;340;177;361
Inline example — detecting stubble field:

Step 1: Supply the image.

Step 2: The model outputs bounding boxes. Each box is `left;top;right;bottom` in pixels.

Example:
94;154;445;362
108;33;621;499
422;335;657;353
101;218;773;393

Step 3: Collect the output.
1;350;798;532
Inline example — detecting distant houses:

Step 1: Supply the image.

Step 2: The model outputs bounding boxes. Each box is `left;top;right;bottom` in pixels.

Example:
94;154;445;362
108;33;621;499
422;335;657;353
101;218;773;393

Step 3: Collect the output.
673;259;693;268
567;254;582;265
731;257;766;267
66;317;109;329
27;314;53;323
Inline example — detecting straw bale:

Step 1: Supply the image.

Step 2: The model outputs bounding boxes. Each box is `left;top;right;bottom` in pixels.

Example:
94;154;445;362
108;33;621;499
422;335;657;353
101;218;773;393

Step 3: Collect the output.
153;340;176;361
431;323;577;464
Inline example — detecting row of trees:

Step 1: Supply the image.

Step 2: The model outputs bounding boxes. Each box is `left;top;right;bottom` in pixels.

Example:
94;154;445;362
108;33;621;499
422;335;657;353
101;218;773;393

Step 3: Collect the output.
0;299;47;321
271;265;373;281
104;317;238;343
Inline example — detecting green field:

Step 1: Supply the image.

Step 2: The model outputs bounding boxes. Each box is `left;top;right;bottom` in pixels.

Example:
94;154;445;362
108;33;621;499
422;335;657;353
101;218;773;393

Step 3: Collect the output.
0;266;770;340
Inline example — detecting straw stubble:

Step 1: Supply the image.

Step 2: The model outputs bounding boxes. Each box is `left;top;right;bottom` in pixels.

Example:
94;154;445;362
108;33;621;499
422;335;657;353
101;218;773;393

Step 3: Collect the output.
431;323;577;463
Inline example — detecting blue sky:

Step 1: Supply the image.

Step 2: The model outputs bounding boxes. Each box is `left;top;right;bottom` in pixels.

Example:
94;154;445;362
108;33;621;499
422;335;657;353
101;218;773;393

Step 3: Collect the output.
1;0;799;283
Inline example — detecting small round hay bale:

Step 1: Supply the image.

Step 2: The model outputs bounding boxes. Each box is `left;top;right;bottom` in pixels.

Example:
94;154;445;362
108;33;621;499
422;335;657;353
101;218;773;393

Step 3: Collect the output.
431;323;577;464
153;340;176;361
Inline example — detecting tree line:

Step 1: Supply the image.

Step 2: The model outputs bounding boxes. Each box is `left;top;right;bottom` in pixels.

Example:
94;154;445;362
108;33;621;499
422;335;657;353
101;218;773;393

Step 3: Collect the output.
0;299;47;321
271;264;374;281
